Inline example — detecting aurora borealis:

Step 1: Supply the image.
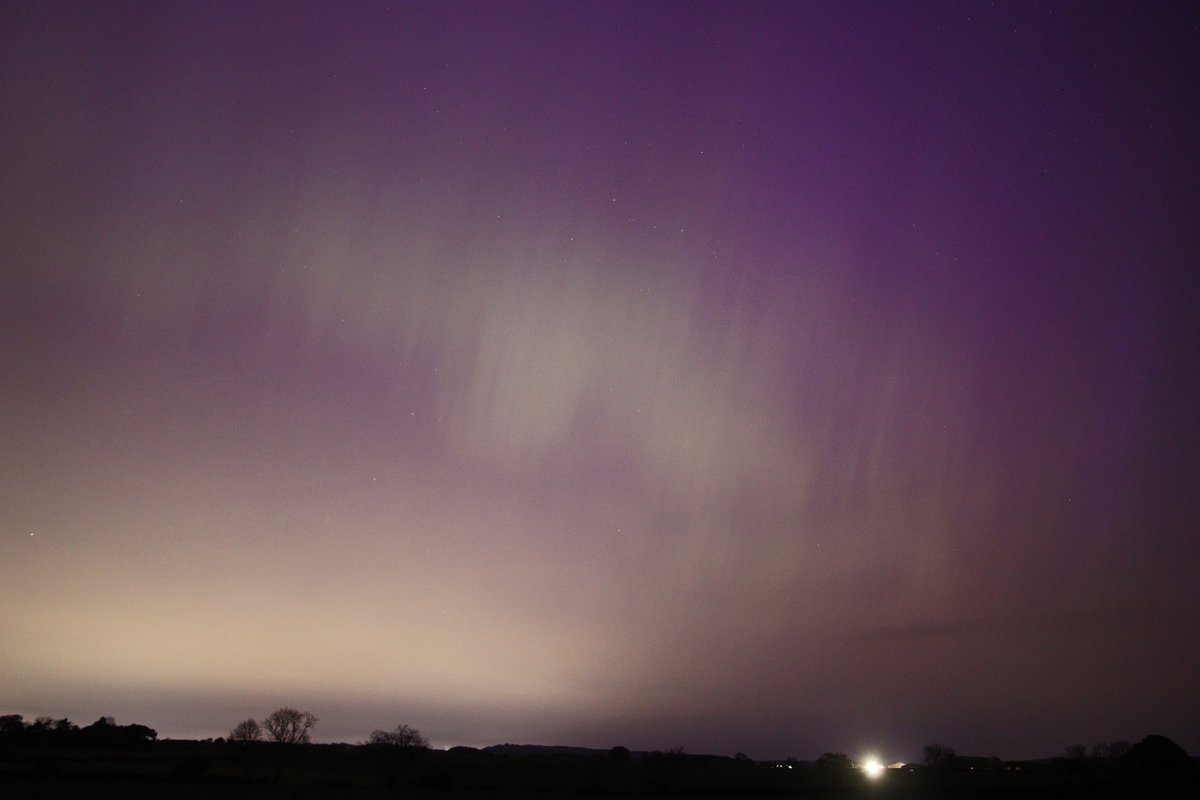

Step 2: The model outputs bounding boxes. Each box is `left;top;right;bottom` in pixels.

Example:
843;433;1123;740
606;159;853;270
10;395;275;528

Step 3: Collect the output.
1;1;1197;760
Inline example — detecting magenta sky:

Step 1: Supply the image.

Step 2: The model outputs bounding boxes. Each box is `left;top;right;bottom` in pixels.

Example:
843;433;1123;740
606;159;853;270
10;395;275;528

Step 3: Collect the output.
2;1;1197;761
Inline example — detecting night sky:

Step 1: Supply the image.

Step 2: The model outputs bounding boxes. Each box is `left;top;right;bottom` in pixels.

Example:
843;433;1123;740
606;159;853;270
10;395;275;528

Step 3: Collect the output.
2;1;1198;761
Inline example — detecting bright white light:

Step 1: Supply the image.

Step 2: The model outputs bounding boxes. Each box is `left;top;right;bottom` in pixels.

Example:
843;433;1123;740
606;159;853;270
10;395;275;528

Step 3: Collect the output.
862;757;885;779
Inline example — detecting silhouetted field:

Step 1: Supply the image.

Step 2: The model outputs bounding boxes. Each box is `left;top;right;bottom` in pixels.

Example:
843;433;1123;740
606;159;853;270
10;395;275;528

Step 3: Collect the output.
2;737;1198;800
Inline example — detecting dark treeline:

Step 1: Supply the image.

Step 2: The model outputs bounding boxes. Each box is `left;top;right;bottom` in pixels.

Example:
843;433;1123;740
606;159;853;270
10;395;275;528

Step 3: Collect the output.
0;714;156;749
1;710;1197;798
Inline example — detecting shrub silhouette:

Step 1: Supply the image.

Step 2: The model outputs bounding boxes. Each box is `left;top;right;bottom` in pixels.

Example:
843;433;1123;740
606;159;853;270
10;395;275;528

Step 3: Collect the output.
1121;734;1194;777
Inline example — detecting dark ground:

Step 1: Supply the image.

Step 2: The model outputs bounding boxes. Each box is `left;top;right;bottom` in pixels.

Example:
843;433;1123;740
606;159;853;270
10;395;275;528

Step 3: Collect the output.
2;739;1198;799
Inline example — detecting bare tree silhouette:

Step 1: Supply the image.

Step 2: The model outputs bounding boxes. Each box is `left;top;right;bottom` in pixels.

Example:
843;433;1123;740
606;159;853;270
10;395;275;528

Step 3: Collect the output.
816;752;853;770
229;718;262;742
262;707;317;744
367;724;429;748
366;723;430;787
1092;740;1131;759
923;743;957;768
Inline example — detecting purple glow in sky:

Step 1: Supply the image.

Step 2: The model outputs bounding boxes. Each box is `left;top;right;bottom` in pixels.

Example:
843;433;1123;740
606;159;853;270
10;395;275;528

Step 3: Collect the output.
1;1;1197;760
